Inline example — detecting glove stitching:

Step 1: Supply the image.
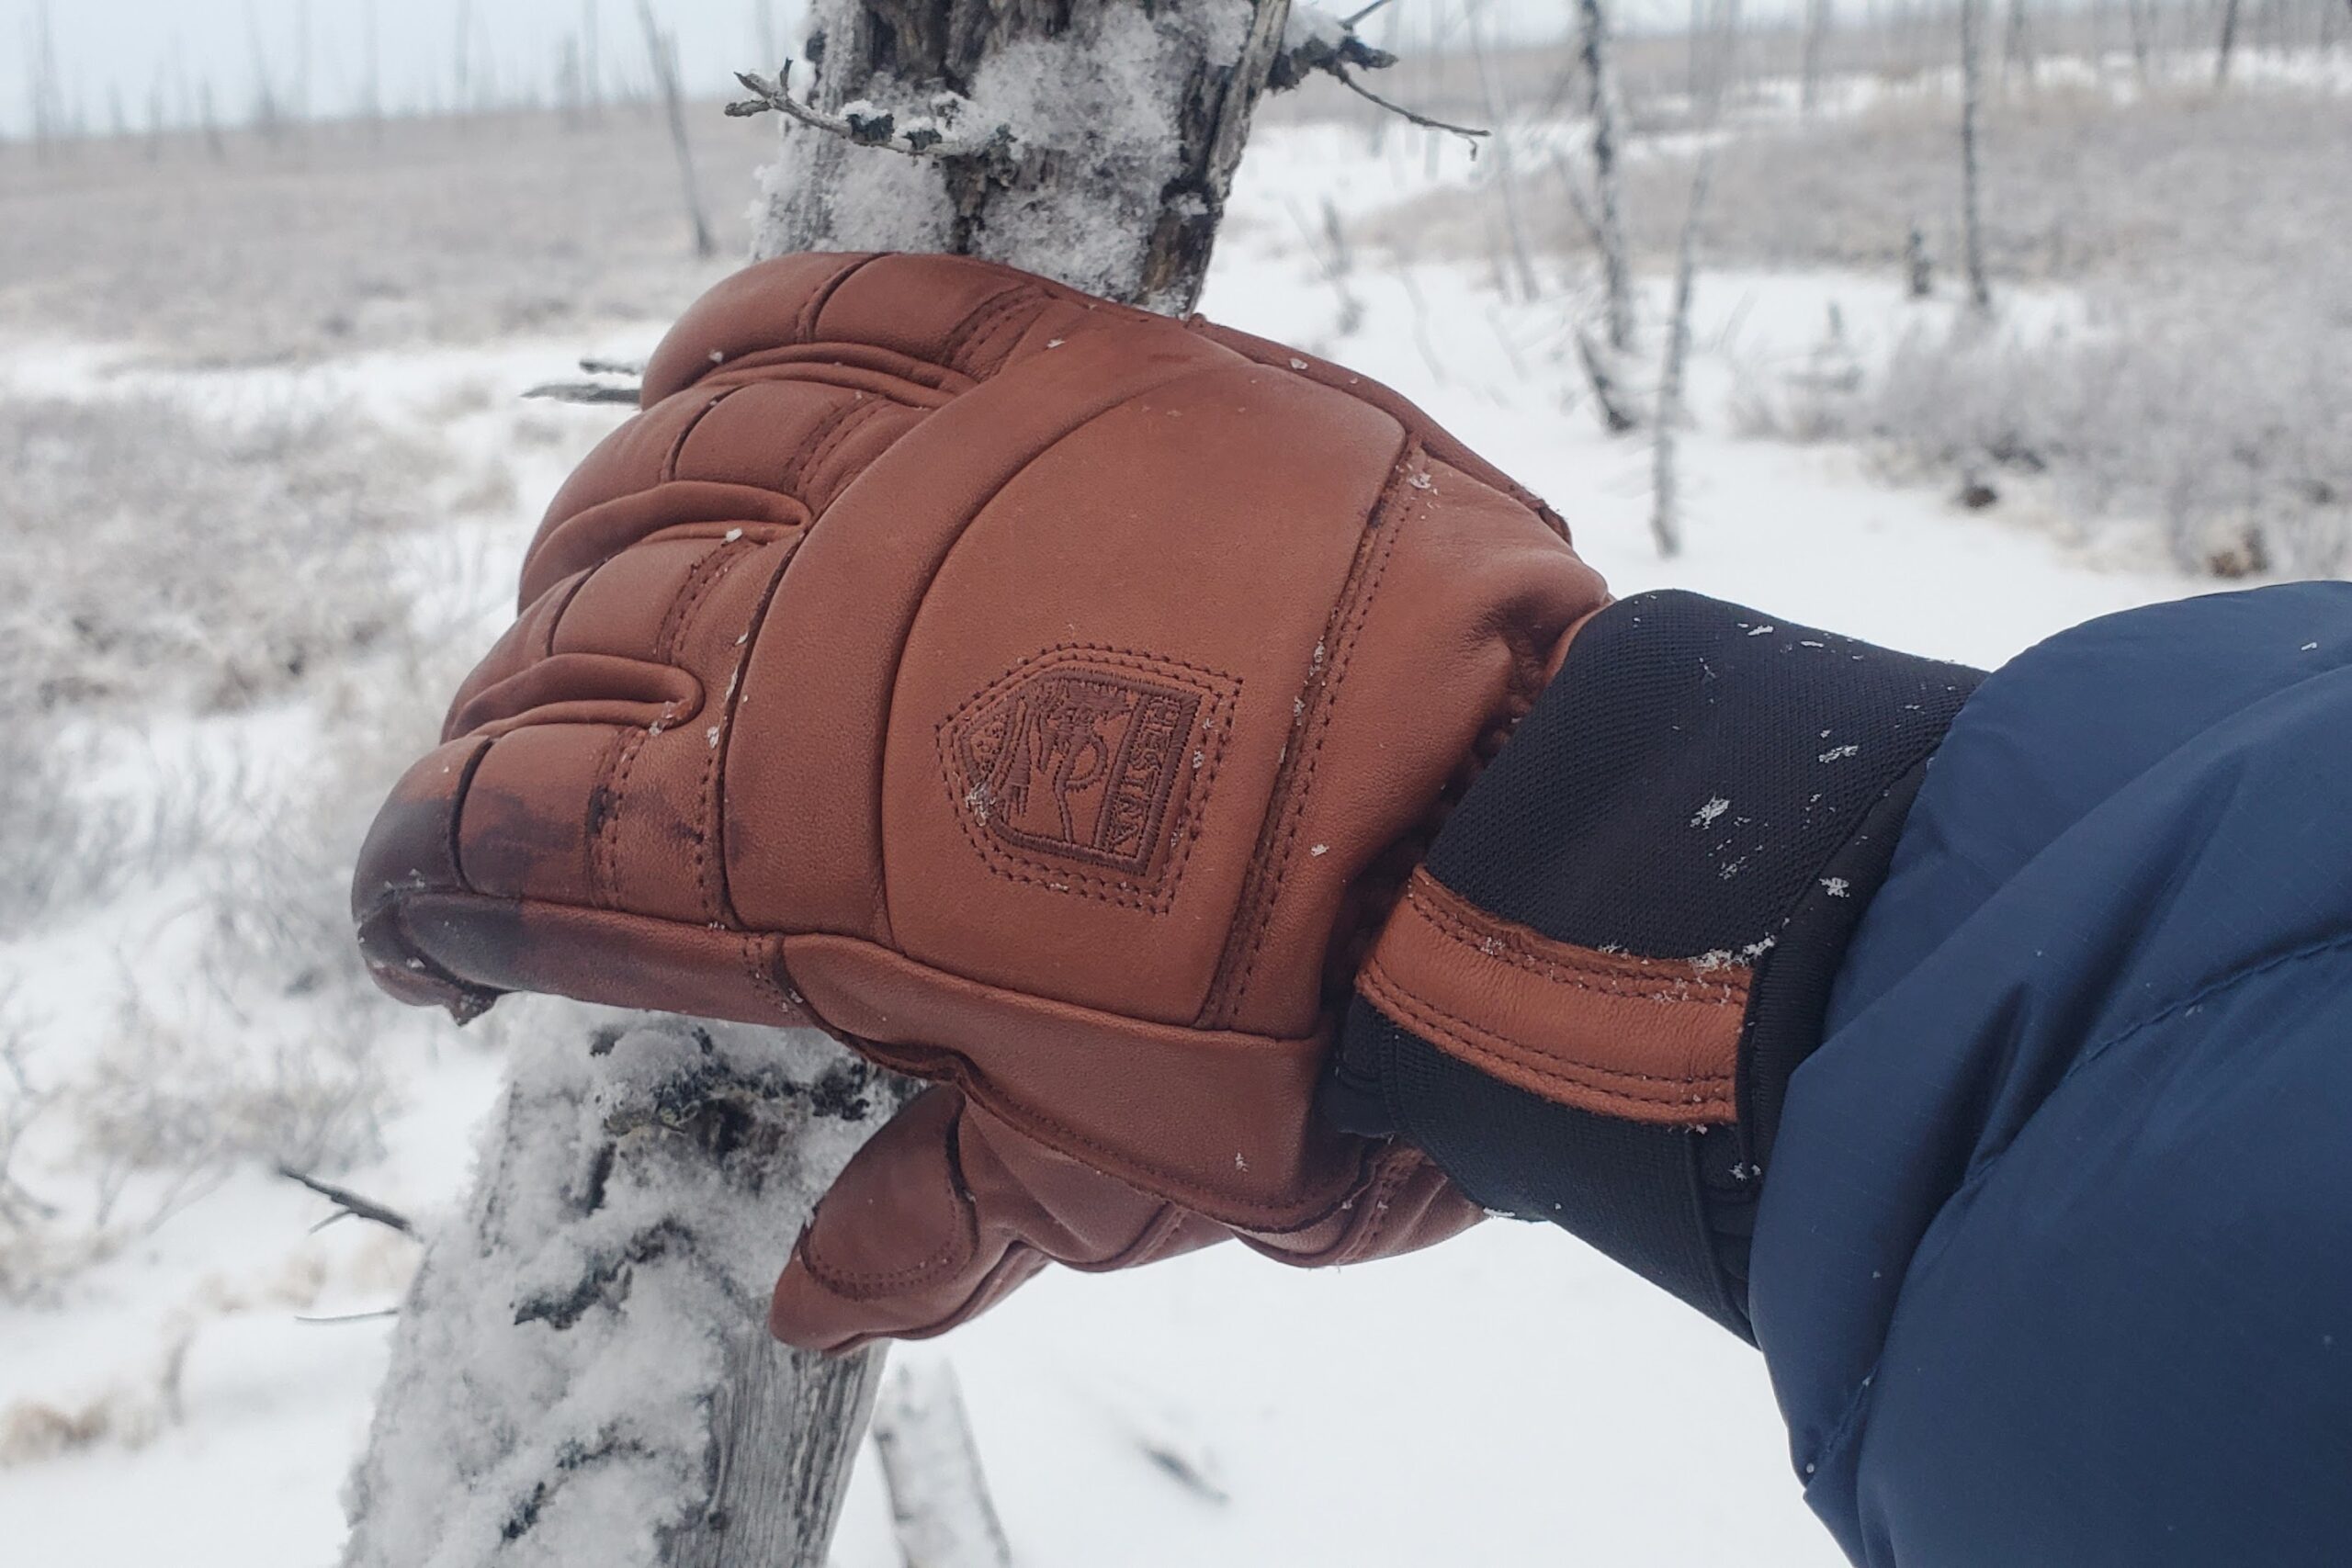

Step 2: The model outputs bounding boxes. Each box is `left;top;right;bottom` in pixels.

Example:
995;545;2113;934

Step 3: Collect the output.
971;295;1055;378
708;535;808;928
738;932;807;1024
796;396;895;511
660;386;741;485
797;1226;973;1293
593;540;746;907
940;285;1044;378
1330;1149;1419;1266
1406;875;1755;1003
773;392;866;501
797;1096;979;1292
795;251;879;344
826;1029;1320;1224
537;567;597;660
1357;960;1737;1111
1063;1201;1195;1274
1204;441;1420;1026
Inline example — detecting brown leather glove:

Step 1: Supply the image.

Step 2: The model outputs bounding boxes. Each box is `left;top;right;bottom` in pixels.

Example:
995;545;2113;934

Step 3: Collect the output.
353;253;1611;1350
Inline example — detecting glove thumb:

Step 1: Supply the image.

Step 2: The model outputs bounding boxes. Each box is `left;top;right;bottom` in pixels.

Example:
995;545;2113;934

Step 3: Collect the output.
769;1085;1224;1352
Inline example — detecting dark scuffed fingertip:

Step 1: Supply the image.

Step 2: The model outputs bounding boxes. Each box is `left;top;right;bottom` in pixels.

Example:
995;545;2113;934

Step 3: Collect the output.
351;737;504;1023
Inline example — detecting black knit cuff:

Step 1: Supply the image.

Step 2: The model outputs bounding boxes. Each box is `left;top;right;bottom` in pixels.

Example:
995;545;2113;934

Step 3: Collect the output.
1323;591;1982;1337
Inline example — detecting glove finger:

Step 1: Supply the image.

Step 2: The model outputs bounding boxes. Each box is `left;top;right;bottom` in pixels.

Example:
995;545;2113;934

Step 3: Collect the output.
1240;1143;1484;1269
352;527;820;1028
770;1086;1226;1354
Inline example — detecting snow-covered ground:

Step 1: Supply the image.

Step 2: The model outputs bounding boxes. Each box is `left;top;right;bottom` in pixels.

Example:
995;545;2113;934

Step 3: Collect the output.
0;98;2279;1566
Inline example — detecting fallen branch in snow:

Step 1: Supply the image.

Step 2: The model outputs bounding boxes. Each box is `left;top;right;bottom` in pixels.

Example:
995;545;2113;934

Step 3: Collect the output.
871;1361;1013;1568
278;1164;414;1236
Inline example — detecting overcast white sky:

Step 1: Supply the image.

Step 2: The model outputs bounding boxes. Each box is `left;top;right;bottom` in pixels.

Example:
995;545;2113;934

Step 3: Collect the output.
6;0;1626;140
7;0;814;136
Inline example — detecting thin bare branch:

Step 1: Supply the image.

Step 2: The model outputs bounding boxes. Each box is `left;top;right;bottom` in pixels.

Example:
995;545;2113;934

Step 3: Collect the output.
277;1164;414;1235
524;381;643;405
1330;65;1489;152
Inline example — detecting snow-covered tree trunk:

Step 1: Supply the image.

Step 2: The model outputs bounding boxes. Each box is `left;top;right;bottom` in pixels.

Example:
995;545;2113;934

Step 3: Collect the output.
753;0;1295;314
341;1012;903;1568
342;5;1294;1566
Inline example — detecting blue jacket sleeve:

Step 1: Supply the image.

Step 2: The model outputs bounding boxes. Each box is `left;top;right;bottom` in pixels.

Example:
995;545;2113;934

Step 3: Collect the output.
1753;581;2352;1566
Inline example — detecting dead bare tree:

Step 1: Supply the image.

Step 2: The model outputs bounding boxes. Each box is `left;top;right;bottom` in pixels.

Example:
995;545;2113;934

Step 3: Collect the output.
2217;0;2246;83
1800;0;1835;113
362;0;382;138
1467;1;1541;303
245;2;287;147
638;0;719;258
1560;0;1641;434
454;0;475;118
1653;150;1716;558
1577;0;1635;355
1960;0;1994;312
198;80;227;163
2127;0;2156;82
26;0;60;163
1905;221;1935;298
583;0;605;121
2004;0;2039;90
337;6;1463;1566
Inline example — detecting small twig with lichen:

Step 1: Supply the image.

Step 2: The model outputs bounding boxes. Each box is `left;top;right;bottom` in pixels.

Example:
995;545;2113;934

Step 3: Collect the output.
728;62;1015;166
1267;11;1488;155
1328;67;1487;153
278;1163;414;1235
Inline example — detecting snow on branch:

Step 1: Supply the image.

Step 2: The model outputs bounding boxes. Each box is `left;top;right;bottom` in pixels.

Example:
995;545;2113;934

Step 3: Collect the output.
729;62;1016;169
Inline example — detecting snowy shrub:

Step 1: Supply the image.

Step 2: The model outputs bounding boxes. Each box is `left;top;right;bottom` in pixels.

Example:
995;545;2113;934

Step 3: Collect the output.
0;392;446;716
0;721;112;936
1744;303;2352;577
0;109;765;365
63;983;387;1226
0;988;63;1302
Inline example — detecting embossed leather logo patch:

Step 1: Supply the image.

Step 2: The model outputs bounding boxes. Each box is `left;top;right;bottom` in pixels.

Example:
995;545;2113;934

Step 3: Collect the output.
941;647;1238;908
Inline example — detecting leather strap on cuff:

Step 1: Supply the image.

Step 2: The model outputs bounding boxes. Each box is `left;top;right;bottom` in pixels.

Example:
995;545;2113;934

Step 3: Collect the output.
1324;591;1983;1337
